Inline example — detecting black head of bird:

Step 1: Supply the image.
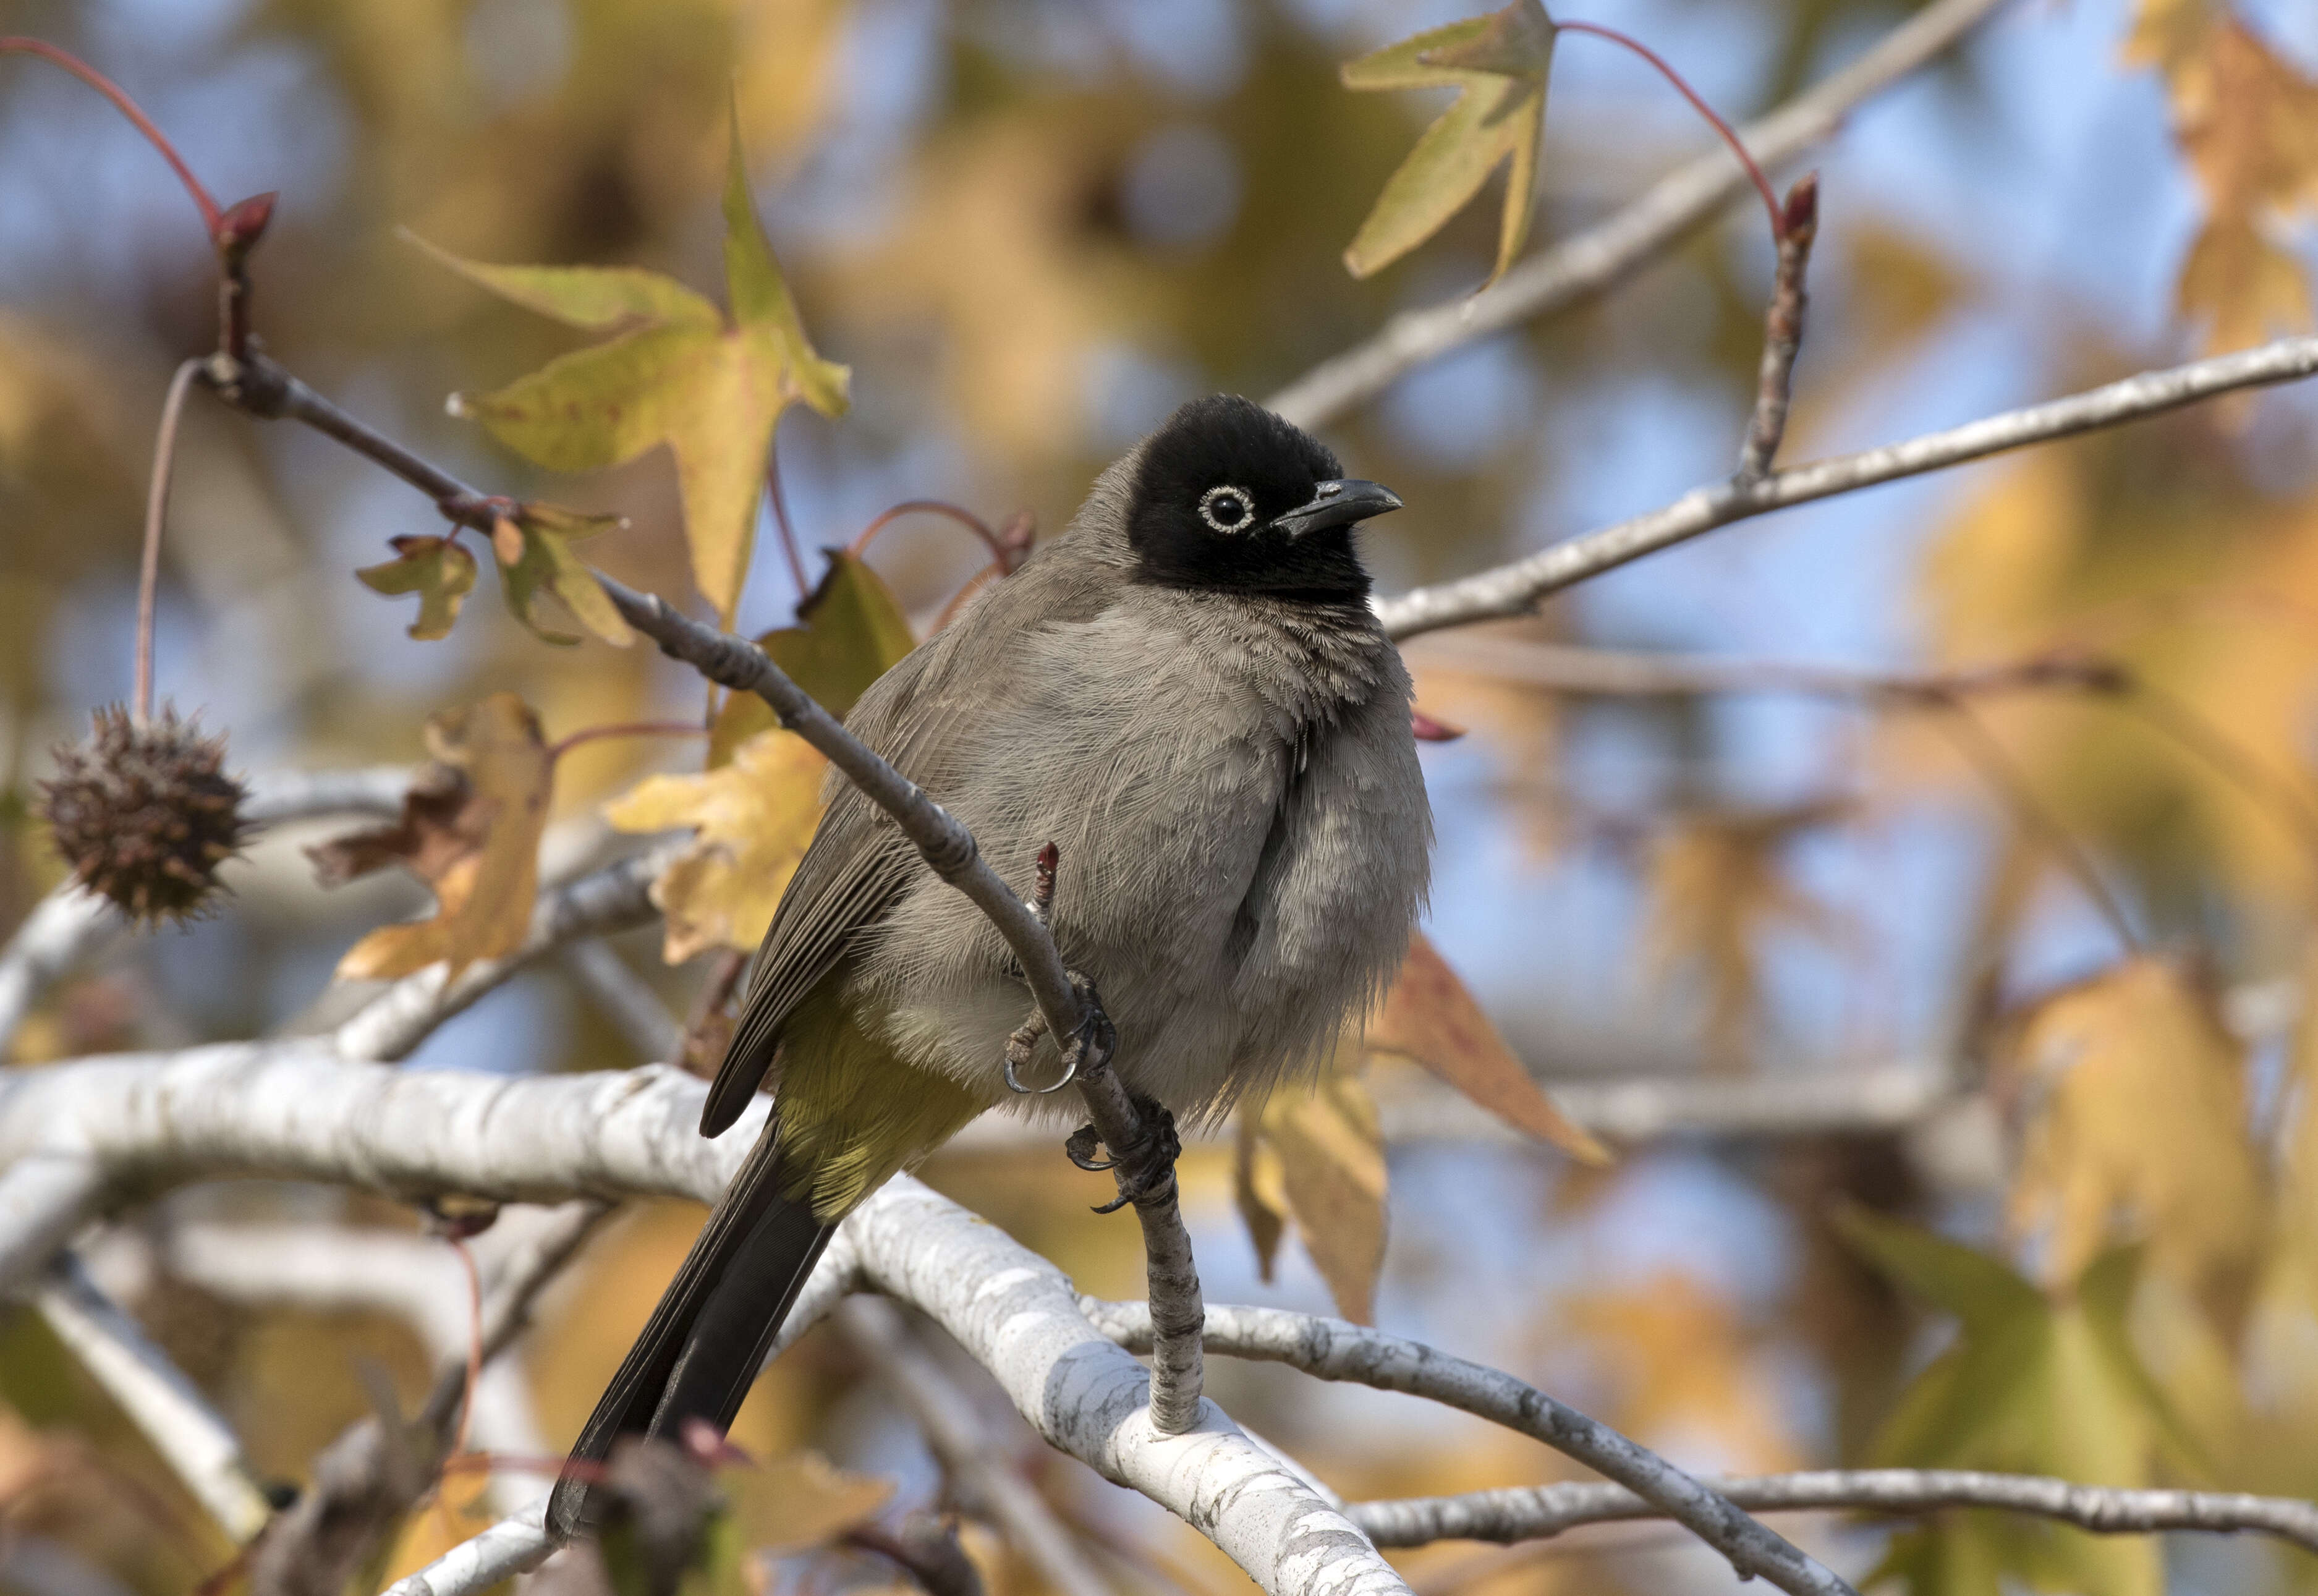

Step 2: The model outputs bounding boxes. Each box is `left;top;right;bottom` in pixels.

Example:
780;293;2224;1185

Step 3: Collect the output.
1124;393;1404;600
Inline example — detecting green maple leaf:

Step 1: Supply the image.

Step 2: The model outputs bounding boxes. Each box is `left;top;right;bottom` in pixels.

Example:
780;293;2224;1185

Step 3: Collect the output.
418;101;849;626
357;535;478;641
705;550;915;766
490;504;634;647
1342;0;1557;286
1835;1208;2199;1596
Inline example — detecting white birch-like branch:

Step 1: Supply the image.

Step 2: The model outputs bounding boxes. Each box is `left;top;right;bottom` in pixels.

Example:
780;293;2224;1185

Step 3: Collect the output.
1343;1469;2318;1553
1374;336;2318;642
558;938;683;1062
0;1048;1828;1596
1080;1299;1854;1596
1263;0;2009;432
163;1202;605;1517
30;1249;274;1542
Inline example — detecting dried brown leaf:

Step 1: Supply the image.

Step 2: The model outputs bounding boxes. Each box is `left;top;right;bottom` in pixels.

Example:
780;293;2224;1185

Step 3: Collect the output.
325;694;553;981
1367;932;1608;1163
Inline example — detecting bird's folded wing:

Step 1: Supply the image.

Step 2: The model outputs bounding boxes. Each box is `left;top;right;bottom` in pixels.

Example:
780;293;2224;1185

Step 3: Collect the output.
700;644;951;1137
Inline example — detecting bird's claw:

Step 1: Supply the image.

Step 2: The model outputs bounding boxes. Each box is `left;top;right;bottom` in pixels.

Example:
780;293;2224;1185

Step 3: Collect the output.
1077;1094;1181;1214
1064;1124;1114;1173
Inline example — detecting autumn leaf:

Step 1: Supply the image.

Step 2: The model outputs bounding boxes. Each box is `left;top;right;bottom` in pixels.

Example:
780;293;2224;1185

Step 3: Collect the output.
720;1448;894;1558
1642;799;1845;1067
1997;957;2265;1325
1838;1208;2194;1596
356;535;477;641
608;728;828;963
491;505;635;647
425;104;849;624
1367;932;1608;1163
1242;1068;1389;1323
1342;0;1556;286
708;551;917;766
2125;4;2318;354
1233;1115;1289;1282
317;693;553;981
1560;1272;1801;1471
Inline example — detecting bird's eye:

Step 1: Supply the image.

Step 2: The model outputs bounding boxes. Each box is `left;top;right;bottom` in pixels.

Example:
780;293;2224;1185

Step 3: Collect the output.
1199;485;1255;533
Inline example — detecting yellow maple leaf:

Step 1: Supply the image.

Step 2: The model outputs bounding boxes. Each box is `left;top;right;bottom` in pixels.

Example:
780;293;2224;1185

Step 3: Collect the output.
606;728;828;963
1642;799;1846;1068
2126;4;2318;354
1999;957;2265;1322
1236;1066;1389;1323
325;693;553;982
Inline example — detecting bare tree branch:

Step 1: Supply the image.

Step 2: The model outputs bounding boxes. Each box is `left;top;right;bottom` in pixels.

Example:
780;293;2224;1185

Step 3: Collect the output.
381;1496;551;1596
1264;0;2008;432
243;1200;608;1596
839;1296;1113;1596
31;1250;274;1542
1080;1299;1856;1596
329;841;681;1063
1736;176;1820;481
1344;1469;2318;1554
558;940;682;1062
0;1049;1853;1596
1374;334;2318;642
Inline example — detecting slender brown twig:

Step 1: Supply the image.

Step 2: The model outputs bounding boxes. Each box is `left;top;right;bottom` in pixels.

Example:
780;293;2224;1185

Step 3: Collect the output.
1375;334;2318;640
545;720;709;762
1737;174;1820;480
1927;698;2140;955
851;499;1008;566
134;359;202;724
1559;20;1785;242
0;39;223;238
765;435;812;603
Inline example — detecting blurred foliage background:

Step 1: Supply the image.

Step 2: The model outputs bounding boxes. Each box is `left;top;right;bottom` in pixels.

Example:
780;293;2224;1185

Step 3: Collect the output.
5;0;2318;1592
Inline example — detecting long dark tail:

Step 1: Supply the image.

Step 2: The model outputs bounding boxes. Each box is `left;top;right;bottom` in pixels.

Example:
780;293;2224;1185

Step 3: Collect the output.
548;1117;834;1537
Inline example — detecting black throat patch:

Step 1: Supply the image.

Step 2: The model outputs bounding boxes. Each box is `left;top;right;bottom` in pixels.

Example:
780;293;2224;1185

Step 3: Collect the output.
1124;395;1373;602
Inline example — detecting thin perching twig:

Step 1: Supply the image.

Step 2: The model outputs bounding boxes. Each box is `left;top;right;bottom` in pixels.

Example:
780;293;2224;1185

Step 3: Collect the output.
1344;1468;2318;1555
134;359;203;724
1265;0;2008;430
1375;333;2318;641
1083;1298;1861;1596
1736;174;1819;480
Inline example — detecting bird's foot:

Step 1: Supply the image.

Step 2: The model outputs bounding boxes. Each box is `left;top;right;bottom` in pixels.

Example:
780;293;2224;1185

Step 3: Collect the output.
1070;1092;1181;1215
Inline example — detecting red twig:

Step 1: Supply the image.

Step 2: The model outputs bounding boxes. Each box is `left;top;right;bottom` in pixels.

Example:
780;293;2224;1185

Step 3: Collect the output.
134;359;202;724
449;1237;483;1461
851;499;1009;566
0;38;223;239
546;719;709;760
765;434;812;608
1558;20;1785;242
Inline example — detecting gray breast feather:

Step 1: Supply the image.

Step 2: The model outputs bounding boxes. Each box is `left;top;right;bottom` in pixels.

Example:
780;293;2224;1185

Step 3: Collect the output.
850;593;1431;1119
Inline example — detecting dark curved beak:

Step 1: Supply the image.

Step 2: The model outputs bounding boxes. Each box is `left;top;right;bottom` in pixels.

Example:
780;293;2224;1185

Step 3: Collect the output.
1272;479;1403;538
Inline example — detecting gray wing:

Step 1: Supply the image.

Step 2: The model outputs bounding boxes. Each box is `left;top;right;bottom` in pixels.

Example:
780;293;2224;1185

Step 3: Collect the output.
697;652;939;1137
694;542;1122;1139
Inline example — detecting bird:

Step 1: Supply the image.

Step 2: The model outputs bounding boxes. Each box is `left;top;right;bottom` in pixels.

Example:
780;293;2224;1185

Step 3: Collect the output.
550;393;1431;1532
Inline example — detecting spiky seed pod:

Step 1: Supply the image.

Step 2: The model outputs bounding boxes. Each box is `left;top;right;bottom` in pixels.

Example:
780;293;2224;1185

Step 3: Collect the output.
37;704;251;926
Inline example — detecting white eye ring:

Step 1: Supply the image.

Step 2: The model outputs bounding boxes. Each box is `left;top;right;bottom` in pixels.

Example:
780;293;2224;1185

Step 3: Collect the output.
1199;485;1255;534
